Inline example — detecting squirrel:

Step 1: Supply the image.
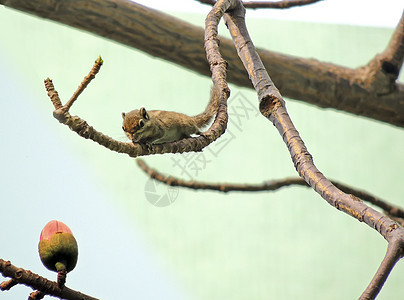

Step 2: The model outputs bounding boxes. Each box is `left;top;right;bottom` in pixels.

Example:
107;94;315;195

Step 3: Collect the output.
122;86;220;145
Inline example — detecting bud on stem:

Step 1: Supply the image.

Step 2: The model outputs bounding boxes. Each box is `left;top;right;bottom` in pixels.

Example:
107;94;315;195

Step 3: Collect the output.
38;220;78;287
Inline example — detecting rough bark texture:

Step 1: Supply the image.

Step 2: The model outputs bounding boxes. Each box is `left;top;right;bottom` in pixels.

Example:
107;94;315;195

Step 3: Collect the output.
1;0;403;128
0;259;99;300
220;1;404;298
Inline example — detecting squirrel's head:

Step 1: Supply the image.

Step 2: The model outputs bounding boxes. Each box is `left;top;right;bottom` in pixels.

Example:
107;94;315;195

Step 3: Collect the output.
122;107;150;143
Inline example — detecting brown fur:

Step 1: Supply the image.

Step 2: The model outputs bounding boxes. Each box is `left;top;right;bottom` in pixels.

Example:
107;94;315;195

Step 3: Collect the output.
122;86;220;144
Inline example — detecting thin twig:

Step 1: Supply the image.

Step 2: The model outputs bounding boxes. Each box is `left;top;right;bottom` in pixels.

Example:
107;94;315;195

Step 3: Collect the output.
359;237;404;300
45;55;229;158
197;0;323;9
64;55;103;111
0;259;99;300
137;159;404;218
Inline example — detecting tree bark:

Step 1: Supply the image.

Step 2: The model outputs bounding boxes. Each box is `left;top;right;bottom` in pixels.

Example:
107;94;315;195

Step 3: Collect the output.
1;0;403;128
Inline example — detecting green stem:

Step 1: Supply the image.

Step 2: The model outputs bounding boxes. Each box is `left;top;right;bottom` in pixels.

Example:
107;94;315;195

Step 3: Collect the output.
55;262;67;288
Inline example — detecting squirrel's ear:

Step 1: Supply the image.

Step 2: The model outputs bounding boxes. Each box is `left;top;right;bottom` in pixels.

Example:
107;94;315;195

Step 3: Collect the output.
121;112;126;119
140;107;149;120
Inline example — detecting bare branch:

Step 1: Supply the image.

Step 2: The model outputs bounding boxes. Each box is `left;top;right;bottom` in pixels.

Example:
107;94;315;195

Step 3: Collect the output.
1;0;404;127
137;159;404;218
360;237;404;299
215;1;404;296
355;11;404;94
44;57;229;158
379;11;404;79
64;56;104;111
331;182;404;219
220;0;401;240
197;0;323;9
0;259;99;300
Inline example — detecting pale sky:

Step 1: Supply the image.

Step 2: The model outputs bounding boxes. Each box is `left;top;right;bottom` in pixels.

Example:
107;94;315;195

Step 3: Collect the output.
134;0;403;28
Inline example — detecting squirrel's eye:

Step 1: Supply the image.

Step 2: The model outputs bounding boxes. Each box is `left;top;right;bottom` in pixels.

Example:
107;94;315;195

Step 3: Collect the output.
122;126;125;131
139;120;145;128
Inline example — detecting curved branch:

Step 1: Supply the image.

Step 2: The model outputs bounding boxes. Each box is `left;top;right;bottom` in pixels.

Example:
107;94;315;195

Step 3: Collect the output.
222;0;402;241
218;0;404;297
1;0;404;127
0;259;99;300
136;159;404;219
360;237;404;299
45;55;229;158
196;0;323;9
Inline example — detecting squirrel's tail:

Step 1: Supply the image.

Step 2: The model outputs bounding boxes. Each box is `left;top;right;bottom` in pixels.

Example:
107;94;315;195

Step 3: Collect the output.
193;85;220;128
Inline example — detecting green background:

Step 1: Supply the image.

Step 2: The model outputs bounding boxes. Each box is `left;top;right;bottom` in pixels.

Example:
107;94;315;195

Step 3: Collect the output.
1;5;403;300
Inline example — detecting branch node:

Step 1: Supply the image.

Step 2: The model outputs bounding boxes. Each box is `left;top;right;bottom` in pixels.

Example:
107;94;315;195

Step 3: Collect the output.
15;268;23;279
259;95;283;118
52;108;69;123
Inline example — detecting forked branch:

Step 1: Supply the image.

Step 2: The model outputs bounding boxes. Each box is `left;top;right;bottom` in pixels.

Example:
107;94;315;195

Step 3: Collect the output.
44;54;229;158
2;0;403;127
360;237;404;299
136;159;404;219
355;11;404;94
0;259;99;300
208;0;404;298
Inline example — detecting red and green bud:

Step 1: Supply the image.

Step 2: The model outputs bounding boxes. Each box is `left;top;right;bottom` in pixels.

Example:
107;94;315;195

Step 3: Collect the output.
38;220;78;275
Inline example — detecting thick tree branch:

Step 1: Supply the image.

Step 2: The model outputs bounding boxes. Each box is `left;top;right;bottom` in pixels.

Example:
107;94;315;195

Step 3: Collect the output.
217;1;404;298
0;259;99;300
1;0;403;127
222;0;401;239
136;159;404;219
